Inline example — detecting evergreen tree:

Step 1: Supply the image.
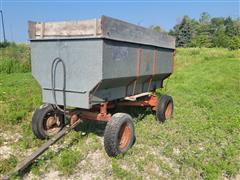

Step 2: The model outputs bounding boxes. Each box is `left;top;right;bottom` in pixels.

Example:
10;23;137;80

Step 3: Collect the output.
175;16;193;47
165;12;240;49
225;17;236;37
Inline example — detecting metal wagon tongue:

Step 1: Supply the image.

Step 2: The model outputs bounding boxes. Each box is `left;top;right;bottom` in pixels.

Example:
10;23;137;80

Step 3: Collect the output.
2;119;81;180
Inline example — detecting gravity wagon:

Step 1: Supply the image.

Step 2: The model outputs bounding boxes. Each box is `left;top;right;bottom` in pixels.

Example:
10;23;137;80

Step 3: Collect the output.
28;16;176;157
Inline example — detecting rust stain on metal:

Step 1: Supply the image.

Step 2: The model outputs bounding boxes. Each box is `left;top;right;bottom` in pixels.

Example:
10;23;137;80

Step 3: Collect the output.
147;95;158;107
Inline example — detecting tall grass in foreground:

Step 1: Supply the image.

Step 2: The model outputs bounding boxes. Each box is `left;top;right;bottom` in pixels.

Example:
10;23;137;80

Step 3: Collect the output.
0;43;31;73
175;48;240;69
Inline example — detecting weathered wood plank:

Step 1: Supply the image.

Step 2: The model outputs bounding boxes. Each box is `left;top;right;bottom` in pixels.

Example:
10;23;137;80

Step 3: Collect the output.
33;18;101;39
28;16;175;49
28;21;36;39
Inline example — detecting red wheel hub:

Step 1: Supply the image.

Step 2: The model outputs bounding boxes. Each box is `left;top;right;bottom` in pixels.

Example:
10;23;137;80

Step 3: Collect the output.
43;114;61;135
165;102;173;119
118;122;131;150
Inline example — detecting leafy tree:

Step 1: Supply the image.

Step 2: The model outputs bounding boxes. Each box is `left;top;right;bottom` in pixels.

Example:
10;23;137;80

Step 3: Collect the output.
199;12;211;25
150;25;162;33
228;35;240;50
190;32;213;47
212;27;229;48
233;20;240;34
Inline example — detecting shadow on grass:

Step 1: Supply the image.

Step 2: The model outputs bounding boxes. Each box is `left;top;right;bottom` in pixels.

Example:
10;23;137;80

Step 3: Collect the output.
74;105;154;137
11;106;153;179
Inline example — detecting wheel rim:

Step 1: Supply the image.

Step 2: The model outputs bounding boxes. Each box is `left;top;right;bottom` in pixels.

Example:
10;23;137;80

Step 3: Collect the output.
118;122;131;150
165;102;173;119
43;112;62;136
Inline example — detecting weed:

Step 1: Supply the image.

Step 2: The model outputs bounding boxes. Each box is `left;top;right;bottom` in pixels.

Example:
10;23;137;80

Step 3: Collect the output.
0;137;3;146
0;73;41;126
112;158;136;179
0;155;17;175
53;149;82;175
0;43;30;73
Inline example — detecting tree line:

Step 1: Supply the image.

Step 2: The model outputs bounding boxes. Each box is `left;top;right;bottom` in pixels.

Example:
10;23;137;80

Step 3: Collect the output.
151;12;240;50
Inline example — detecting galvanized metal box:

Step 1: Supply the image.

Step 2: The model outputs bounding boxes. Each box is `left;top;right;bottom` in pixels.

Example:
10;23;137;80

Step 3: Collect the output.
29;16;175;109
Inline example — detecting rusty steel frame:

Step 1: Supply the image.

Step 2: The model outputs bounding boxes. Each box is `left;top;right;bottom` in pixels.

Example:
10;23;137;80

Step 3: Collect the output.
71;94;158;122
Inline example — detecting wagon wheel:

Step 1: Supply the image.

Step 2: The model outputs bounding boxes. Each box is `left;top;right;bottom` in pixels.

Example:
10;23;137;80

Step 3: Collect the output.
43;112;62;136
32;104;64;139
156;95;174;122
104;113;135;157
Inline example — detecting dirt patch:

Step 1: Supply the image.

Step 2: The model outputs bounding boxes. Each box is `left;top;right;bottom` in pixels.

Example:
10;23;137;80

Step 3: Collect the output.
23;149;112;180
0;132;22;144
0;145;13;159
143;162;169;179
24;170;63;180
149;147;180;174
0;131;22;160
71;149;112;179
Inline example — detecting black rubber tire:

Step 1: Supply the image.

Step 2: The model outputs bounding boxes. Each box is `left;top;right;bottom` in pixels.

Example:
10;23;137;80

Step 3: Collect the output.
32;104;64;140
104;113;135;157
156;95;174;123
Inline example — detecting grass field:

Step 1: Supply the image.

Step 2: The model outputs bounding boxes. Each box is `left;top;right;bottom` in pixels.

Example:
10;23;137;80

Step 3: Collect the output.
0;46;239;179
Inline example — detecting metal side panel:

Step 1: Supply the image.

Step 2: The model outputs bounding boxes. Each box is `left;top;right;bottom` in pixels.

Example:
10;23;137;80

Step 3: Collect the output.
89;39;173;103
31;39;103;109
42;89;90;108
102;39;173;80
101;16;175;49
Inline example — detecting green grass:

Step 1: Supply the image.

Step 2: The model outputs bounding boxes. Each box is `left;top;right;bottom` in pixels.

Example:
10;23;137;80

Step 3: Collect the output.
53;149;81;175
0;43;31;73
0;155;17;175
0;47;239;179
0;73;41;125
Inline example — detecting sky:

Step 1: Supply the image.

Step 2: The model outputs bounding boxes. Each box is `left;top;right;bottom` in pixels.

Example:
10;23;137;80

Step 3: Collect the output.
0;0;239;42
